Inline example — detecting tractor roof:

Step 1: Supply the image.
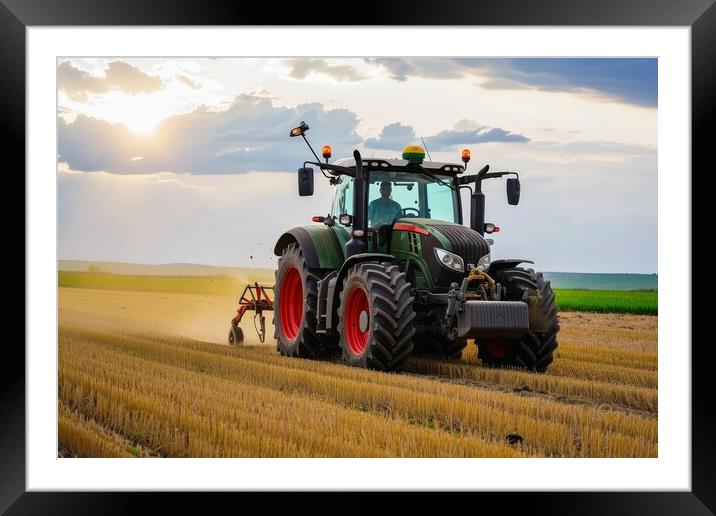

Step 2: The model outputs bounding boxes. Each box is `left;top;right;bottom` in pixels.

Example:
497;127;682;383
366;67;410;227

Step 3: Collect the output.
332;157;465;175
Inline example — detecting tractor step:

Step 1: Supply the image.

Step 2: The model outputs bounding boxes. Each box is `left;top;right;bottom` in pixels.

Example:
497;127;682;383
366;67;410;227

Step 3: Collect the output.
456;300;529;339
316;272;338;334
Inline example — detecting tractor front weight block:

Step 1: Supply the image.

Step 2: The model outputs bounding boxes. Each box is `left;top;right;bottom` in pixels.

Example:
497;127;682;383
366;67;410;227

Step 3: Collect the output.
456;301;529;339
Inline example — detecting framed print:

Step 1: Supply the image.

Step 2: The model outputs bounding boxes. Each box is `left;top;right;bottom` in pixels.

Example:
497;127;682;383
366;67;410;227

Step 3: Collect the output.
7;0;713;512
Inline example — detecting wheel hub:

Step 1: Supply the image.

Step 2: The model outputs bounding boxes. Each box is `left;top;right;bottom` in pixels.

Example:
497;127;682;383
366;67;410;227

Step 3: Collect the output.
358;310;369;332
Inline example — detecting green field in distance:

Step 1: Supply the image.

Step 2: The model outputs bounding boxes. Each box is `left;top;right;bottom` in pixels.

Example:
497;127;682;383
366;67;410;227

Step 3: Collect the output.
554;289;657;315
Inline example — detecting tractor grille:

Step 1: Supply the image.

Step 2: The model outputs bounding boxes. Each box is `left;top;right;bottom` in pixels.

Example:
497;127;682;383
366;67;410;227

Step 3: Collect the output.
426;222;490;265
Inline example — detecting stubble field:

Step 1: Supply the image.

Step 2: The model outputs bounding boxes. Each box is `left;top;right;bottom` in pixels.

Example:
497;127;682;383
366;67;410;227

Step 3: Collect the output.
58;283;658;458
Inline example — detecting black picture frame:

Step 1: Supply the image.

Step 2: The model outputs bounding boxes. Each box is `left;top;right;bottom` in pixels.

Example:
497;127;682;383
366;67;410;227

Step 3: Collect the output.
5;0;712;513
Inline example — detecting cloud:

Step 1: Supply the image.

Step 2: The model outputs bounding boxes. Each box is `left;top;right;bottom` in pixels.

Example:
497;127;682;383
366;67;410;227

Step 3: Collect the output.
427;127;529;150
57;62;107;101
475;59;658;108
453;119;486;131
58;60;165;102
364;58;657;108
102;61;164;94
178;75;201;89
283;58;367;82
364;123;416;149
365;120;529;152
365;58;464;81
58;94;362;174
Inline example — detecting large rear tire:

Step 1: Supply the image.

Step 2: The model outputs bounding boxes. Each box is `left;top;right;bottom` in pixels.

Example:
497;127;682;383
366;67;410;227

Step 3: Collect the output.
273;243;333;358
337;262;416;371
477;267;559;372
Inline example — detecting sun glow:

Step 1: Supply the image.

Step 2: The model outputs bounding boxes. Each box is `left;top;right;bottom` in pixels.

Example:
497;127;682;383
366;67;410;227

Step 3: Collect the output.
69;90;173;137
123;116;160;135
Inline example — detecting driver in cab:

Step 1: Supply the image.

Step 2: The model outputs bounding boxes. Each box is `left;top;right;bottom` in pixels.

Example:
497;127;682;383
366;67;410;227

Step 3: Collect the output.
368;181;402;229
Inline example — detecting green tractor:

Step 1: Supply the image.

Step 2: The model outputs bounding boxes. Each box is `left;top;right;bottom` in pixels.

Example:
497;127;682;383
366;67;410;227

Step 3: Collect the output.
232;121;559;372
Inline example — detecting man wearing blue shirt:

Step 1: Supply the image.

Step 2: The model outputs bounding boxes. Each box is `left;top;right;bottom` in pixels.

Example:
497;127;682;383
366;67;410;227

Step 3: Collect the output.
368;181;402;229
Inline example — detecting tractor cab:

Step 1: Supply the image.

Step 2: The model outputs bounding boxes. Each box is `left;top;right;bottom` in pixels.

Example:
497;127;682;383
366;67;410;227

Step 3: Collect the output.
329;157;463;254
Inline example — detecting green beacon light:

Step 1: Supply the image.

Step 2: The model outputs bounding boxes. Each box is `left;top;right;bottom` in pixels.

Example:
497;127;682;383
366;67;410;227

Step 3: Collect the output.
402;145;426;164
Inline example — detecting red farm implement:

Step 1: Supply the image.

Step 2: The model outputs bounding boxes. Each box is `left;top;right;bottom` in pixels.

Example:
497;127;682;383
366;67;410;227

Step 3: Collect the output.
228;282;274;345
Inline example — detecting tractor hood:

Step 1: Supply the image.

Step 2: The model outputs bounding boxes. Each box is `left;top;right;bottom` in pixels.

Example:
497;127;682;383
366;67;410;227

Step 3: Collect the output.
395;218;491;268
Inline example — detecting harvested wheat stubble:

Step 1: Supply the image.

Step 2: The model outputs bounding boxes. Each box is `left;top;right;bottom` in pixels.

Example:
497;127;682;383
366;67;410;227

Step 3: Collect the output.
89;327;658;410
411;357;657;413
556;312;657;353
59;326;657;457
59;401;147;458
462;344;658;414
554;344;657;371
64;325;659;427
547;357;657;389
60;335;524;457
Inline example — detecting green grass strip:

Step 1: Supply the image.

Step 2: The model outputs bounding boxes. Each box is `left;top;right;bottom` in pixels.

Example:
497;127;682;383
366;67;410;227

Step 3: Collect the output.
555;289;657;315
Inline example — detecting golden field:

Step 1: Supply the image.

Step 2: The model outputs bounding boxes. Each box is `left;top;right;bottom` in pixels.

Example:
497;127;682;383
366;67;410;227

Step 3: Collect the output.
58;286;658;458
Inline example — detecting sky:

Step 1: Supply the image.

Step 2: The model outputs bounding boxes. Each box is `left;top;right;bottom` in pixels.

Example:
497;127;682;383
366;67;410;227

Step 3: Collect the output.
57;57;657;273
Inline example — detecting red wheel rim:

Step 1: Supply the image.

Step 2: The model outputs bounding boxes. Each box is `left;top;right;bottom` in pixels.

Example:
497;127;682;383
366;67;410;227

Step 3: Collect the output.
279;267;303;339
345;286;369;355
483;340;512;358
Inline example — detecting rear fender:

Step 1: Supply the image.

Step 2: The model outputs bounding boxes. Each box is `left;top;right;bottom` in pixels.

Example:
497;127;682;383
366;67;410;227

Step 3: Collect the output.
274;226;344;270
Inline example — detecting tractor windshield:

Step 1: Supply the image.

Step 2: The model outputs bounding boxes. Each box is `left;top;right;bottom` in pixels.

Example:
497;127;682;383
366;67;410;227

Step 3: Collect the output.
367;171;459;228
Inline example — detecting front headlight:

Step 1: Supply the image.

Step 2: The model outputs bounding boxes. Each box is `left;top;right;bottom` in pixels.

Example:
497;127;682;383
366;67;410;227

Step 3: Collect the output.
475;253;491;272
435;248;464;273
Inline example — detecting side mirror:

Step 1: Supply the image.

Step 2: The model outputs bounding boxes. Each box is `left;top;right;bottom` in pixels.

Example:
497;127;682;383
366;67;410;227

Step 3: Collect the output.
506;177;520;205
298;167;314;196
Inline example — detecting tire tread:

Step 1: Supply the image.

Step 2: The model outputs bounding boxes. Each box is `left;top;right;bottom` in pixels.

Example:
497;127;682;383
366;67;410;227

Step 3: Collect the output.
478;267;560;372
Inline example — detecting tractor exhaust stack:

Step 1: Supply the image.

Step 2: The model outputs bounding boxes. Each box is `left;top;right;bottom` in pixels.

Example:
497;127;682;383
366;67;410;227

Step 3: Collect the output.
345;150;368;257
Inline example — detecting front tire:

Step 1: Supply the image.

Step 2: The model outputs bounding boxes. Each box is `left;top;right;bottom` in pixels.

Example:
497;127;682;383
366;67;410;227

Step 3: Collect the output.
477;268;559;372
337;262;416;371
273;243;333;358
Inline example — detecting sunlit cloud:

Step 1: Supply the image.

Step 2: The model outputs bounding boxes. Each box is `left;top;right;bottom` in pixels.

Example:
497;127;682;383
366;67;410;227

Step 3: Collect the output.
58;60;165;102
58;94;363;174
178;75;201;89
282;58;368;82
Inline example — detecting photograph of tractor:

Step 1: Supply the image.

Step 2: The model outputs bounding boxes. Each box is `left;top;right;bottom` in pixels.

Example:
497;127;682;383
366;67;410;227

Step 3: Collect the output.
229;121;559;373
57;56;658;460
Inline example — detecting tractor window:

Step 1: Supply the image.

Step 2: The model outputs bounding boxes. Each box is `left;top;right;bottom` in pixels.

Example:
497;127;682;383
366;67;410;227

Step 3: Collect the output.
367;171;459;228
367;173;419;229
426;180;460;223
332;177;353;222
